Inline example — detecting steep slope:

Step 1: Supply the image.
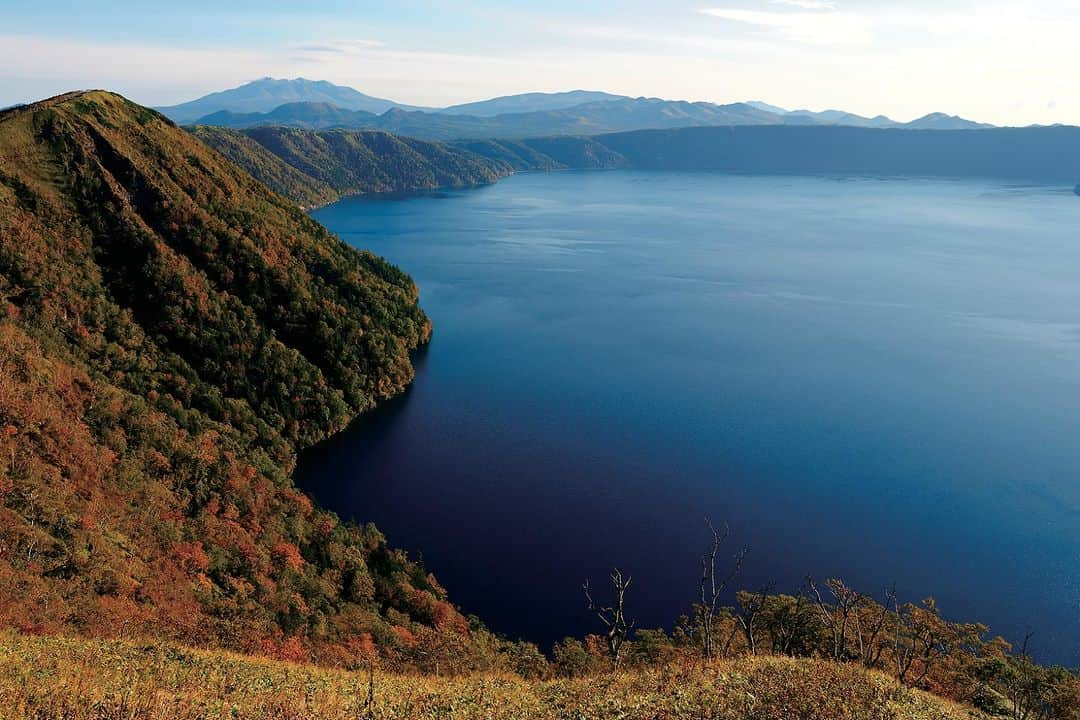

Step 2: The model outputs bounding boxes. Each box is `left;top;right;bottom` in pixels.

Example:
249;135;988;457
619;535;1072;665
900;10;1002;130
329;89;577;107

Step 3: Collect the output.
194;126;511;205
156;77;426;123
0;91;463;663
457;137;630;171
186;125;339;207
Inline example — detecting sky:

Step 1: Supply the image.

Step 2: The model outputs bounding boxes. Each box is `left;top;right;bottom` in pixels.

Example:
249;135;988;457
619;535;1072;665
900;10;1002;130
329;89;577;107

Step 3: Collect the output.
1;0;1078;125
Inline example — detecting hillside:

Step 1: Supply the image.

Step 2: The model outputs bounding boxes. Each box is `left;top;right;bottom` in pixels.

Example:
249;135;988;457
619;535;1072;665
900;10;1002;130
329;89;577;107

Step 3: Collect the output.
185;125;340;207
195;101;382;131
192;125;511;206
0;90;482;665
0;631;988;720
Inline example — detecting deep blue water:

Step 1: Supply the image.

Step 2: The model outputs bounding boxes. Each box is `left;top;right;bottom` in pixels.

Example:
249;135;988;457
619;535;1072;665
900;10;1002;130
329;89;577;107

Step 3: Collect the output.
300;171;1080;665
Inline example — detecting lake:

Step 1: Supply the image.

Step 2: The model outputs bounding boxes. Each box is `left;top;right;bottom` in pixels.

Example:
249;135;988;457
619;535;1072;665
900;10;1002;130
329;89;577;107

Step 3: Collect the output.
300;171;1080;665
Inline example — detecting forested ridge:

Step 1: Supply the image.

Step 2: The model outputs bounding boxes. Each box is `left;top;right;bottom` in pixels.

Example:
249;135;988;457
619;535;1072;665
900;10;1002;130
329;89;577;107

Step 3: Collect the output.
191;125;512;208
0;90;500;666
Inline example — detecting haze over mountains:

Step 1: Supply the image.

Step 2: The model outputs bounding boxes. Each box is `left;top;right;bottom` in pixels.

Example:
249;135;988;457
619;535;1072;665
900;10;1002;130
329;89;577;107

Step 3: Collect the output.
158;78;996;141
157;77;432;123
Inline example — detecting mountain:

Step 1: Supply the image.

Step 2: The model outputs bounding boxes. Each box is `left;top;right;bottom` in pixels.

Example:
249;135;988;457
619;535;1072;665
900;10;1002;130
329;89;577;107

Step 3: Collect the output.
160;79;1000;135
745;100;789;115
188;95;999;141
0;90;477;661
785;108;897;128
184;125;342;208
192;125;510;206
439;90;630;116
195;101;380;131
155;77;427;124
191;97;790;140
903;112;993;130
745;102;992;130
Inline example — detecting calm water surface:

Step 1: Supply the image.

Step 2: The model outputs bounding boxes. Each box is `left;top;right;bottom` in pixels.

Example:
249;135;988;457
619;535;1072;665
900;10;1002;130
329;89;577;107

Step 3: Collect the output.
301;172;1080;665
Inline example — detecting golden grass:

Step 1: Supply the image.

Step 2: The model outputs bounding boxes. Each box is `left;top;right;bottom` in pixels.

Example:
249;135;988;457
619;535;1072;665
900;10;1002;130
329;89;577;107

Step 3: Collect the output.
0;631;987;720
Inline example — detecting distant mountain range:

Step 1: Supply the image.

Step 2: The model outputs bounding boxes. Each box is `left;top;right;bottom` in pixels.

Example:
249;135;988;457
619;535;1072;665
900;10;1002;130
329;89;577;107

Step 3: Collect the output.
438;90;629;117
158;78;995;140
190;97;794;141
749;102;992;130
156;77;431;123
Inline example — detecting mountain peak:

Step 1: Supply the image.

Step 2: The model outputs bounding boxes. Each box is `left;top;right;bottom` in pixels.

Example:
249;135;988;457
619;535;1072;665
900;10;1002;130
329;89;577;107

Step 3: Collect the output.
155;78;426;123
904;112;992;130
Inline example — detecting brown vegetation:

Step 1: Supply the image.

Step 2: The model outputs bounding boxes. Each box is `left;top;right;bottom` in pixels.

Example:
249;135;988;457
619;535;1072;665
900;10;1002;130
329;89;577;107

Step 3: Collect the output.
0;631;988;720
0;91;496;667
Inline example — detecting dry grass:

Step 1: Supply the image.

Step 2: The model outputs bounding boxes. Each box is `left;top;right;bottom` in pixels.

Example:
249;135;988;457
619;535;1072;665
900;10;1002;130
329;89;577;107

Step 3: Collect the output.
0;631;987;720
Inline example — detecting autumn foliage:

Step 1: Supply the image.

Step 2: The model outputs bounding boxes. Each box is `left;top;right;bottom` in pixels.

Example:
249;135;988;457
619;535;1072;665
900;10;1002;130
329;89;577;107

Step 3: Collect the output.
0;91;483;669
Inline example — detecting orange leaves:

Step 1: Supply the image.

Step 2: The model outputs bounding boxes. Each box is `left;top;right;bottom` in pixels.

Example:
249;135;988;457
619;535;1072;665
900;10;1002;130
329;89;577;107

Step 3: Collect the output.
354;632;378;662
278;487;313;518
432;601;468;635
173;541;211;574
259;635;310;664
0;93;445;666
272;541;304;572
193;431;221;465
391;625;418;649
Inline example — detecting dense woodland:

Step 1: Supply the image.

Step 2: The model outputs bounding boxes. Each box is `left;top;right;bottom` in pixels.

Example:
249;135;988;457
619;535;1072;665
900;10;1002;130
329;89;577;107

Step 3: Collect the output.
191;125;512;208
0;91;467;667
0;91;1075;718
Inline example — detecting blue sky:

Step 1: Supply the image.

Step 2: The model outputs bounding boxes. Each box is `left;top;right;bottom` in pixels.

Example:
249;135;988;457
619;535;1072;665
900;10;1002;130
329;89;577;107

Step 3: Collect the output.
1;0;1076;125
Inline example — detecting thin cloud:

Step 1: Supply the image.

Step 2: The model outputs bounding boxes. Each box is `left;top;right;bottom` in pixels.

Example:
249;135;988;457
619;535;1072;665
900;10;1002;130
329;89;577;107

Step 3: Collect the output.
699;7;873;47
292;40;385;54
771;0;837;8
